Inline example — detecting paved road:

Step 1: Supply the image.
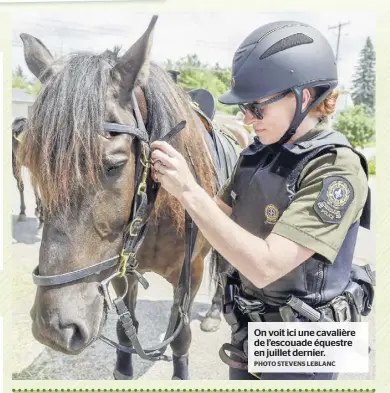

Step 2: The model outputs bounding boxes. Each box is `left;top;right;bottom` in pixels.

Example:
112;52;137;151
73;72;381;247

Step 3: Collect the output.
11;168;375;380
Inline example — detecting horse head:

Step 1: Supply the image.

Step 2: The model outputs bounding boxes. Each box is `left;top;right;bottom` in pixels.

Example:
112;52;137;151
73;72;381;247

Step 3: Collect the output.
20;16;160;355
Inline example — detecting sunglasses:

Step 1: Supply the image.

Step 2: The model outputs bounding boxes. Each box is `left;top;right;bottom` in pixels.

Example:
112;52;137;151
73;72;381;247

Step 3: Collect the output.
238;90;290;120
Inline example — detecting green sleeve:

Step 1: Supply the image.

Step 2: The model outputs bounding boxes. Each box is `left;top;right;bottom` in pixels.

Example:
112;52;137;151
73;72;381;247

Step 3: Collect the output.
272;147;368;263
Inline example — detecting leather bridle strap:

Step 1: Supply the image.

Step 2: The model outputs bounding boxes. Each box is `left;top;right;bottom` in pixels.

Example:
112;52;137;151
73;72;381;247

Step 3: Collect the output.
32;256;119;286
132;90;148;136
102;123;149;142
96;90;194;362
98;209;196;362
157;120;187;144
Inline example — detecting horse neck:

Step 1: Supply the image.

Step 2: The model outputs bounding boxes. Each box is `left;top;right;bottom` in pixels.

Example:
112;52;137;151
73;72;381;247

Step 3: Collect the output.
148;110;217;233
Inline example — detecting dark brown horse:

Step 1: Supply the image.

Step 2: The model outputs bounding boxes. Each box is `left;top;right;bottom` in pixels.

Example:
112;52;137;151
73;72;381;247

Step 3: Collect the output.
12;117;44;229
17;16;238;380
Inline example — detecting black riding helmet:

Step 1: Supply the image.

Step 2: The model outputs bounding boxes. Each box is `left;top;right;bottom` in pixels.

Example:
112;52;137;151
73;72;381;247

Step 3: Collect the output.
219;21;338;144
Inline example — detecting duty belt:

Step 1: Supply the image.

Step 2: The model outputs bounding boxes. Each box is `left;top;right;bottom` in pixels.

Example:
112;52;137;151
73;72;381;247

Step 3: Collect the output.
219;293;359;370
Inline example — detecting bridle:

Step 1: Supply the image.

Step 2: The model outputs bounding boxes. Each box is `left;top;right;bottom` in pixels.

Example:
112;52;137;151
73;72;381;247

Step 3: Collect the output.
31;88;196;362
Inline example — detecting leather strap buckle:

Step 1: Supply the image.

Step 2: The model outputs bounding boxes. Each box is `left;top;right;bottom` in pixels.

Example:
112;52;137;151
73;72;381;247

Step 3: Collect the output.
330;296;352;322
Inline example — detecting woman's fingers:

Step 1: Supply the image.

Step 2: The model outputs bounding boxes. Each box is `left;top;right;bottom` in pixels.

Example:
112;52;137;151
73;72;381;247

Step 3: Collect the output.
150;141;181;158
150;149;176;169
152;160;168;174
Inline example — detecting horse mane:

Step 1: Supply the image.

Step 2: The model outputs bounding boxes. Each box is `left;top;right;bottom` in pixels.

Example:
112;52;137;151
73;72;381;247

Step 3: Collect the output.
17;49;216;233
142;63;216;231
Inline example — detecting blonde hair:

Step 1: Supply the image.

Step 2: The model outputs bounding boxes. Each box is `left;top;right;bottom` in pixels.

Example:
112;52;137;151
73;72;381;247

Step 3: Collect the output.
308;88;339;118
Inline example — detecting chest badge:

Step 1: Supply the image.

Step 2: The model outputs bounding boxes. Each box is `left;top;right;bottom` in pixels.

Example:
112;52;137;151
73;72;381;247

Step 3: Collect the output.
265;204;279;224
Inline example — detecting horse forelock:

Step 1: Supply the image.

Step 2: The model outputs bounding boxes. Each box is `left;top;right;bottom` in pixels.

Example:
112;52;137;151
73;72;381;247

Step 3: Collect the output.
17;50;216;232
17;51;114;214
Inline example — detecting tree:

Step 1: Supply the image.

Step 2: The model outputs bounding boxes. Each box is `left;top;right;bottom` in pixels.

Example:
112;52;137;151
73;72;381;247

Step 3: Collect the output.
12;70;29;90
26;79;42;95
12;66;42;95
164;54;238;115
212;62;231;87
351;37;376;116
15;65;24;78
333;104;375;148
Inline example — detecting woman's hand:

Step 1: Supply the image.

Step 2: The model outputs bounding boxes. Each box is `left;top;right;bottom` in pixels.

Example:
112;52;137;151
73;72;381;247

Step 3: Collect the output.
150;141;198;202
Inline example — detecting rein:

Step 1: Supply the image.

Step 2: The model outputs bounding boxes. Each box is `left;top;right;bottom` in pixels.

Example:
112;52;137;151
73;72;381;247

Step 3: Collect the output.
32;88;196;363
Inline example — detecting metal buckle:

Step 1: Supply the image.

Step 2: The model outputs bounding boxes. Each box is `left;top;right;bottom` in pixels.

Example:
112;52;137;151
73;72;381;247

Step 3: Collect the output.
137;165;150;195
118;250;136;277
100;271;129;311
330;296;351;322
137;144;151;195
129;218;142;237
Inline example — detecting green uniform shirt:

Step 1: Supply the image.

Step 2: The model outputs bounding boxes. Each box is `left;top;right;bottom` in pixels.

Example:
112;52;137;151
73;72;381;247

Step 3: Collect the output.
217;124;369;264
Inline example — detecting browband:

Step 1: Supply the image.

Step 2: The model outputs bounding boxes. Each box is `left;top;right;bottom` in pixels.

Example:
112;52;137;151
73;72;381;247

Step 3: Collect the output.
103;123;149;142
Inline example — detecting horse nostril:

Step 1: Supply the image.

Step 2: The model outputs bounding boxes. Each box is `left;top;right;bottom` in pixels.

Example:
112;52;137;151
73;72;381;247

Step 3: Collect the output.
62;322;89;352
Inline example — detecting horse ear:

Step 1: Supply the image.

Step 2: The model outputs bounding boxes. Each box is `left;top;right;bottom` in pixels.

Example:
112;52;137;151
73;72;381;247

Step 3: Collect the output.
114;15;158;95
20;33;55;83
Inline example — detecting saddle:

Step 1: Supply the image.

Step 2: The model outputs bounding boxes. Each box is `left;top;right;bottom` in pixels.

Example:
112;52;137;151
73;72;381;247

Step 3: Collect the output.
188;88;216;123
188;88;240;190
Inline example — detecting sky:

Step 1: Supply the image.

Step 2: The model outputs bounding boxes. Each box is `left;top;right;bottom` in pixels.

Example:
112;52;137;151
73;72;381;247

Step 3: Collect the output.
12;11;376;90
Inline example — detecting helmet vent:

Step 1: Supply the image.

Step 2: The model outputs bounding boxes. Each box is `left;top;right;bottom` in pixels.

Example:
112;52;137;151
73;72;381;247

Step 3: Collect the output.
234;53;245;63
259;33;313;60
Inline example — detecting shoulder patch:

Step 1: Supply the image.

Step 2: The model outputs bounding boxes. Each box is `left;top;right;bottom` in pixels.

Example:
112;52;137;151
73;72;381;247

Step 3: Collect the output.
314;176;354;224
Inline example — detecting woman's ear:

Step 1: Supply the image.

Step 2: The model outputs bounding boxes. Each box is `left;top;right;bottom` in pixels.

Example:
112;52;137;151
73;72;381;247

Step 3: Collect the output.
301;88;313;112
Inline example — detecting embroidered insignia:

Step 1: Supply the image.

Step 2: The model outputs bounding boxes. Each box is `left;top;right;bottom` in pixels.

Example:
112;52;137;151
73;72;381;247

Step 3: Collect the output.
314;176;354;224
265;204;279;224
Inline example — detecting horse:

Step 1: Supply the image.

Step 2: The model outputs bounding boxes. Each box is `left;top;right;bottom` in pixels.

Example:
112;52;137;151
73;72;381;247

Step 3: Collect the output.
12;117;44;229
17;15;239;380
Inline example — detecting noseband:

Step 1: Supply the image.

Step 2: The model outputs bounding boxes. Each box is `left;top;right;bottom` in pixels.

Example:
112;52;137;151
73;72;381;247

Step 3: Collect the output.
31;89;195;362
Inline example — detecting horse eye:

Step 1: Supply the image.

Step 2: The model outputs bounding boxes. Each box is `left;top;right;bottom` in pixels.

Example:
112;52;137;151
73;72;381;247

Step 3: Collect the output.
105;163;125;177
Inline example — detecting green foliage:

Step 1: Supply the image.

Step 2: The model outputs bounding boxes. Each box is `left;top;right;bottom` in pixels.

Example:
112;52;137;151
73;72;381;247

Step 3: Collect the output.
351;37;376;116
12;71;28;90
12;67;42;95
333;104;375;148
15;65;24;78
27;80;42;95
165;54;239;115
368;160;376;175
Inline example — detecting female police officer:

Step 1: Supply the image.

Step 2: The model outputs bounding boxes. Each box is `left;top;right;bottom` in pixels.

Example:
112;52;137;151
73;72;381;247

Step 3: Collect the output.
150;21;371;380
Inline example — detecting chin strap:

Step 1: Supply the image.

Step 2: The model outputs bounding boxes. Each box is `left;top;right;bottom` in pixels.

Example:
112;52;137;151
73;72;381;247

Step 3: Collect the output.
277;84;334;145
